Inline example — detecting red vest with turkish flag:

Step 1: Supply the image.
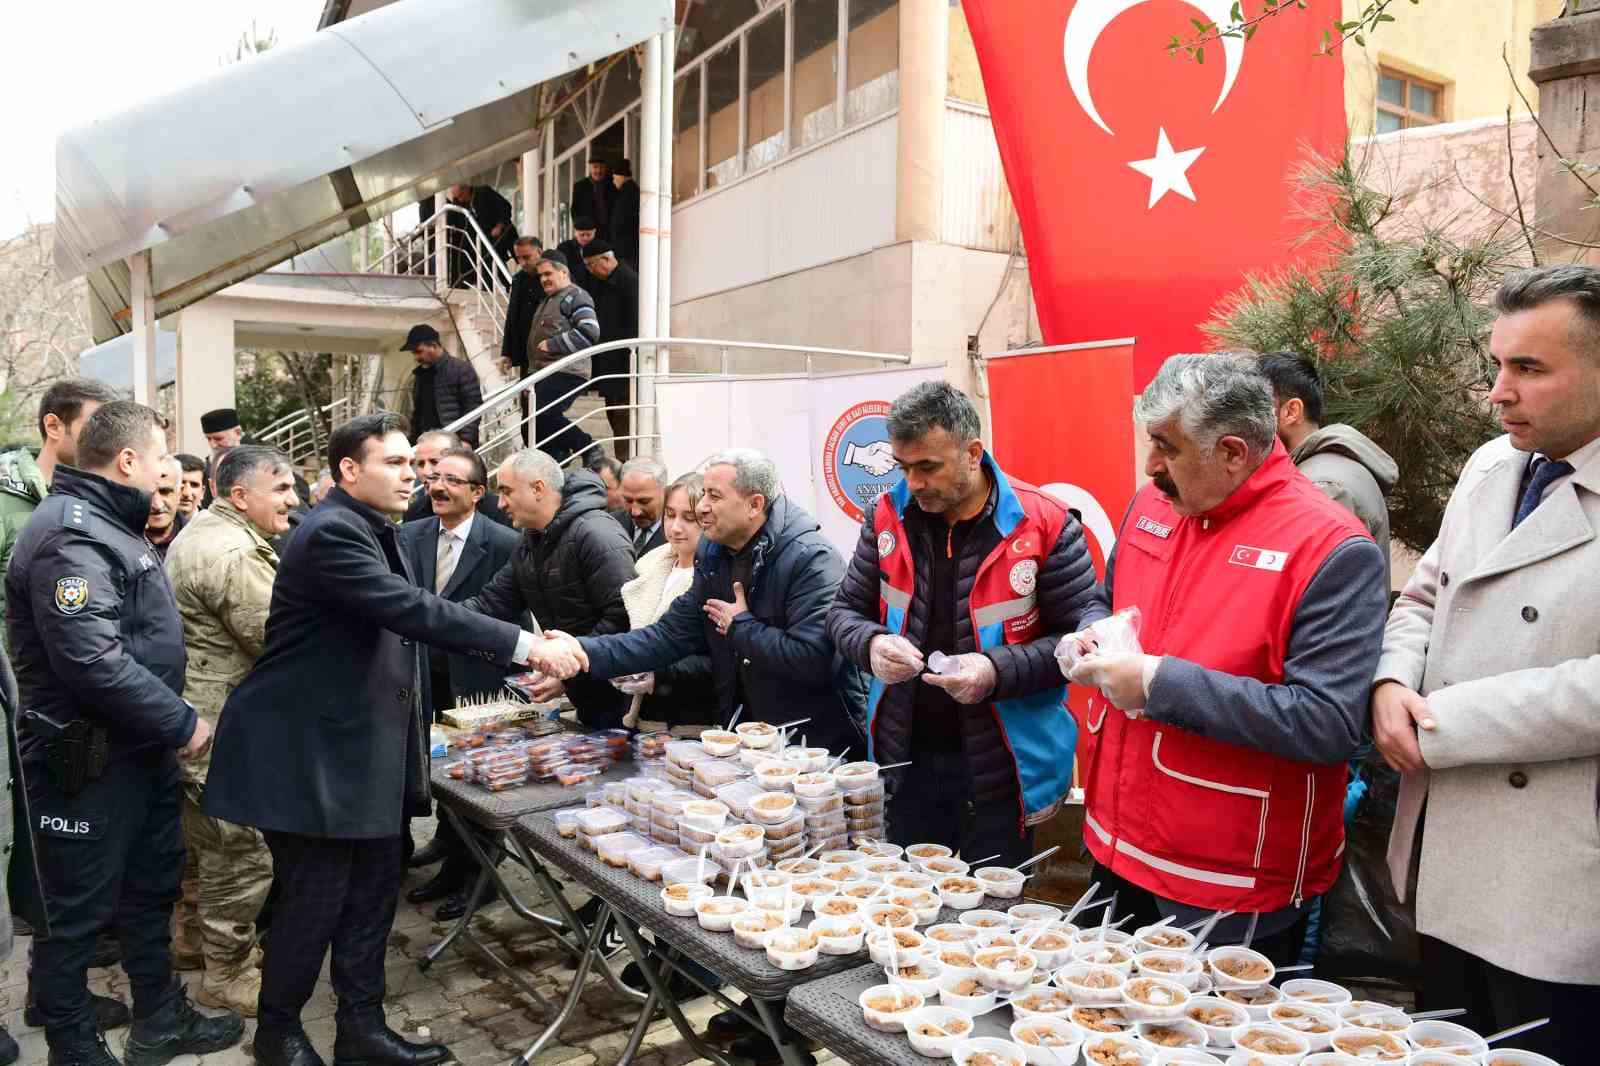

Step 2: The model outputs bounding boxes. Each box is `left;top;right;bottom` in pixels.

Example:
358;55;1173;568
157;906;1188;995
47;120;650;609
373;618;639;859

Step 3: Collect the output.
1078;445;1367;911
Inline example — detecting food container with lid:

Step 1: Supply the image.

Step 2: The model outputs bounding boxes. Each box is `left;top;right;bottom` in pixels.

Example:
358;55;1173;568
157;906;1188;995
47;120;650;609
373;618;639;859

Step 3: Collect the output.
628;845;683;881
679;799;730;831
766;927;820;970
859;983;924;1033
842;779;887;806
797;791;845;815
1183;996;1250;1046
661;856;721;886
553;810;581;838
1120;976;1190;1022
678;824;717;849
762;811;806;843
694;760;745;791
973;866;1026;900
576;808;629;838
1009;1017;1084;1066
659;882;712;916
1228;1023;1312;1064
906;1006;976;1059
597;832;650;868
867;927;927;968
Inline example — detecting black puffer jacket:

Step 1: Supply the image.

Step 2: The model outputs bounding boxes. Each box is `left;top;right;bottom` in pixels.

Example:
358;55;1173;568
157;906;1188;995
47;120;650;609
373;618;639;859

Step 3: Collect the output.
827;462;1107;813
466;471;635;722
412;353;485;447
579;495;868;756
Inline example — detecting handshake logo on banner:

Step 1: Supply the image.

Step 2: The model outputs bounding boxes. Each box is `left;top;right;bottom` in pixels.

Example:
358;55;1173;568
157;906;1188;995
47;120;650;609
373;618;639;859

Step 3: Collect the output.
842;440;897;477
821;400;901;523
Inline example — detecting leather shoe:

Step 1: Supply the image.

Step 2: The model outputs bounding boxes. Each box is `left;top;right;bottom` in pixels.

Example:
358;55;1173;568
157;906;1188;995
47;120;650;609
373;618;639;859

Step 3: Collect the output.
332;1020;448;1066
253;1028;327;1066
0;1026;18;1066
406;838;447;869
26;992;131;1031
433;891;471;922
728;1030;816;1066
404;872;464;905
703;1007;759;1046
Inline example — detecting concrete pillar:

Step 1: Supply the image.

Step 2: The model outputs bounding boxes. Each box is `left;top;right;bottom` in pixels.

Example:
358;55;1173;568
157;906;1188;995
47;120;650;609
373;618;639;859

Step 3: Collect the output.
1529;1;1600;264
174;303;237;455
129;251;158;405
894;0;948;243
520;146;541;238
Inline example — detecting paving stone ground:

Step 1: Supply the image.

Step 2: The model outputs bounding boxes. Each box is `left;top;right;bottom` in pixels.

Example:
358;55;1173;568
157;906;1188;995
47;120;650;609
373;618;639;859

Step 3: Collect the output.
0;813;843;1066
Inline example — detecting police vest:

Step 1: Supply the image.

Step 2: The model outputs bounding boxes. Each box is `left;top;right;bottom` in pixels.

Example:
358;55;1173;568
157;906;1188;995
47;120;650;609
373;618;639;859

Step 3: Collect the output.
1079;446;1368;912
868;464;1077;827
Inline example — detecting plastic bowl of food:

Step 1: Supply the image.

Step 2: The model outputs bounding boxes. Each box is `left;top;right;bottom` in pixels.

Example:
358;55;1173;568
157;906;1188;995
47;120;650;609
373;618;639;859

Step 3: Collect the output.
859;983;925;1032
927;922;982;944
887;960;945;999
1206;946;1276;990
714;823;767;858
1132;924;1198;954
1280;979;1353;1009
679;800;730;832
959;909;1013;931
907;1006;976;1059
659;882;713;916
1405;1020;1489;1060
1329;1028;1409;1061
952;1037;1028;1066
866;903;919;931
972;867;1026;900
1054;962;1126;1006
1229;1024;1313;1064
922;856;972;878
765;927;820;971
699;729;741;757
1135;1019;1209;1053
1183;996;1250;1046
1121;977;1191;1023
806;916;865;956
927;876;980;912
1010;985;1075;1020
1152;1050;1223;1066
1218;983;1283;1020
1007;903;1061;926
694;895;748;931
1071;941;1136;977
1338;1002;1413;1033
1018;928;1075;970
813;895;863;921
1267;1002;1341;1050
731;909;785;950
740;869;792;903
867;927;928;968
937;972;996;1014
834;760;881;786
754;761;801;792
934;944;977;978
1133;950;1206;990
1071;1005;1134;1036
973;946;1038;993
735;721;780;750
553;809;581;838
1080;1031;1153;1065
1468;1053;1562;1066
887;871;938;892
751;894;807;926
793;771;837;798
892;890;943;926
1009;1017;1084;1066
747;792;799;825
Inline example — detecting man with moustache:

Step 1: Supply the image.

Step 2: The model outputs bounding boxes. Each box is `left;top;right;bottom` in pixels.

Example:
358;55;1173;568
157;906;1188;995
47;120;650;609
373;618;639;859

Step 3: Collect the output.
398;447;519;919
164;446;300;1017
143;458;185;562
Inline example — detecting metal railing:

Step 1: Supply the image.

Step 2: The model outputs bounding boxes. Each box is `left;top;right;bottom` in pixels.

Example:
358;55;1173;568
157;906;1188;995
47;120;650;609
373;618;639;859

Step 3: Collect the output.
442;337;912;468
259;396;354;466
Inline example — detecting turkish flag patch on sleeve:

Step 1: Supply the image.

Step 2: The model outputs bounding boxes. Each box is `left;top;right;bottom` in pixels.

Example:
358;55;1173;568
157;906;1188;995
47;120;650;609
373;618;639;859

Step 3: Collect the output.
1229;545;1289;572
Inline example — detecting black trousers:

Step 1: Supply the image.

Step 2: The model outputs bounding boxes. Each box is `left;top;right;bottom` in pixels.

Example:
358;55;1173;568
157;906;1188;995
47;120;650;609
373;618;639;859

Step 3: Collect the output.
1087;863;1310;967
533;372;594;463
887;748;1034;868
259;832;404;1035
26;746;185;1041
1420;934;1598;1063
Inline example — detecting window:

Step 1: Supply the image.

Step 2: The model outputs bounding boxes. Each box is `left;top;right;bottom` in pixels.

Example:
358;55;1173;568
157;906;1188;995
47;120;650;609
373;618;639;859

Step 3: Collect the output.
674;68;702;202
744;11;787;172
703;44;741;189
1376;68;1443;134
792;0;840;147
846;0;899;125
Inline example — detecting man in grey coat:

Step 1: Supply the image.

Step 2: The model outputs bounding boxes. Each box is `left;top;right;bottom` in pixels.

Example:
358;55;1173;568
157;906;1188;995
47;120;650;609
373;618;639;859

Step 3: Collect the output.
1258;351;1398;585
1373;266;1600;1063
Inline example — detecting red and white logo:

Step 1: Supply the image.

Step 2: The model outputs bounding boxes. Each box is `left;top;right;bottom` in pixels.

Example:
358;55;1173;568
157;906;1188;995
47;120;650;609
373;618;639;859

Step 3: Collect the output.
1229;545;1288;572
1135;515;1172;539
1009;559;1039;596
876;530;896;558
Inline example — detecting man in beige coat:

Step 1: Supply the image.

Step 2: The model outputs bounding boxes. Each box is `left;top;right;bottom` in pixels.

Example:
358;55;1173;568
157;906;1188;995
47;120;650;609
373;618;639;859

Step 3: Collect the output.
165;445;300;1017
1373;265;1600;1062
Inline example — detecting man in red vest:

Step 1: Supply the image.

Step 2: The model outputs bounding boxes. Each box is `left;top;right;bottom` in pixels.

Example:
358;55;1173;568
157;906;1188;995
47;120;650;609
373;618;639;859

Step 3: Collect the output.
1067;354;1387;962
829;382;1106;866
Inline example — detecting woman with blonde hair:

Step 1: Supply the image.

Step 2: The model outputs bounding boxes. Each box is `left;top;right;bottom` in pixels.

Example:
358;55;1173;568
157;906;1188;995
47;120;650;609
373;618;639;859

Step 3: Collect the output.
613;473;715;731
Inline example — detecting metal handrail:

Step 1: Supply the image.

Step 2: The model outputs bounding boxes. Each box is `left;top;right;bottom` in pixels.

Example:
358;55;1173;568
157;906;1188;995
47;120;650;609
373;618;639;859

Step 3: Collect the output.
441;337;911;438
372;203;516;291
259;397;352;441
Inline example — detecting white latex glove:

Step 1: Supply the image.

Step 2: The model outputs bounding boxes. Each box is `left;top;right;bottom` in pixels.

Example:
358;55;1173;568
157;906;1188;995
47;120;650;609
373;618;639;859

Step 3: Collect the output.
1054;631;1099;677
869;634;925;684
615;672;656;696
920;653;997;705
1068;652;1161;715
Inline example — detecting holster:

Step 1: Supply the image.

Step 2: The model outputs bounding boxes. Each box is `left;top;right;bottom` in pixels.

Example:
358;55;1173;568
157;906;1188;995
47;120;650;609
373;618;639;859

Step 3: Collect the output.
26;713;108;796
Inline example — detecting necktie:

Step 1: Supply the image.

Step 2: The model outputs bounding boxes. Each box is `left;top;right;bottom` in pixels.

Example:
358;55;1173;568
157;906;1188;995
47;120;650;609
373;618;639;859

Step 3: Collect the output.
436;530;457;594
633;526;647;554
1512;457;1573;529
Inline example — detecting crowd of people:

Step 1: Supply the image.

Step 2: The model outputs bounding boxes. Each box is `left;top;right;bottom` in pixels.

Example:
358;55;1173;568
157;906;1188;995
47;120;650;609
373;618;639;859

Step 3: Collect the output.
0;263;1593;1066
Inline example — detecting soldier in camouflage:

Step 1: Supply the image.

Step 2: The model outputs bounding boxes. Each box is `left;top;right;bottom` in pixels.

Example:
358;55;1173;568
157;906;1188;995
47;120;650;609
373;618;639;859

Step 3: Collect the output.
163;446;299;1018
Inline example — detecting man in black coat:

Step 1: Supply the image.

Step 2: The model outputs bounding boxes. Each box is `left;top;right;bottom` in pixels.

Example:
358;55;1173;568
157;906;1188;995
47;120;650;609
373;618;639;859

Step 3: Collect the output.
569;159;616;246
398;446;520;920
403;324;484;448
554;219;598;295
202;413;570;1066
499;237;545;382
582;240;639;458
541;449;868;757
467;455;634;729
445;182;518;286
402;431;510;528
7;401;246;1066
608;159;640;268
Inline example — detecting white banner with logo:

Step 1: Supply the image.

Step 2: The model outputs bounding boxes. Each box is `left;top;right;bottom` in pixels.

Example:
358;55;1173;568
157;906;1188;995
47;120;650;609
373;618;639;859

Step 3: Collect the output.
655;364;945;554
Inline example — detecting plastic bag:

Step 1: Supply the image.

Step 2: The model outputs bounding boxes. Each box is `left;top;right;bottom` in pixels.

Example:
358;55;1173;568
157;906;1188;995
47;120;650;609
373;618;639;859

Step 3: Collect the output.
1055;606;1145;675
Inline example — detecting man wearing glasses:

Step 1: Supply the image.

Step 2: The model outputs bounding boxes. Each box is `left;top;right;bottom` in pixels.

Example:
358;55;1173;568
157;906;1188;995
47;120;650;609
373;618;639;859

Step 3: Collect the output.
397;446;520;917
403;430;510;527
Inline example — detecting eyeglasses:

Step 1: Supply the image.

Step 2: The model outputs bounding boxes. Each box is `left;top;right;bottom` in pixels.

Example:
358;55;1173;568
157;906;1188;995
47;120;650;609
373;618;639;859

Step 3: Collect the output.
434;474;482;489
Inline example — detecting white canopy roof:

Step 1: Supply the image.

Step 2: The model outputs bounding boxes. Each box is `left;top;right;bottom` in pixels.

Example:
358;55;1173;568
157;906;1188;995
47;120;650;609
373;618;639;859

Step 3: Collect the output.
56;0;671;342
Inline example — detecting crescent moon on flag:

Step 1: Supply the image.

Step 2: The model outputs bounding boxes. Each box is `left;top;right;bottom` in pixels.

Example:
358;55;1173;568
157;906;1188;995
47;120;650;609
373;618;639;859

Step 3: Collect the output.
1063;0;1245;136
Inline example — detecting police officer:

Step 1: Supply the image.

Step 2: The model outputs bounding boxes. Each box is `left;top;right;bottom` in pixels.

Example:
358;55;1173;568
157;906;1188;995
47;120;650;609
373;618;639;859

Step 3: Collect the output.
5;401;246;1066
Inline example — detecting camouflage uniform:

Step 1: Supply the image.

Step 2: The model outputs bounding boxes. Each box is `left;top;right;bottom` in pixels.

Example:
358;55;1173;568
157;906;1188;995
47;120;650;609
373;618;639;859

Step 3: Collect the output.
0;448;48;651
164;501;277;1015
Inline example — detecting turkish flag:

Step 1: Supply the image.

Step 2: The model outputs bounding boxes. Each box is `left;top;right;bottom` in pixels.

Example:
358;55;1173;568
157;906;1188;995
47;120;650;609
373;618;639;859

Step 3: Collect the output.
963;0;1346;387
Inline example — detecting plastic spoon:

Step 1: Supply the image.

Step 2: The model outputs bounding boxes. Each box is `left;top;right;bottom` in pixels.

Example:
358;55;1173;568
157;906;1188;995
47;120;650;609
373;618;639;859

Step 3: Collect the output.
1408;1008;1468;1022
1240;911;1260;951
1015;845;1060;871
1484;1017;1550;1045
1063;882;1105;924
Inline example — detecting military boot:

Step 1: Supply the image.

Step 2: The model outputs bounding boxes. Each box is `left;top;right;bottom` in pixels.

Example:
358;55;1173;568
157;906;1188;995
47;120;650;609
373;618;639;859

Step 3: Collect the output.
194;960;261;1017
45;1027;120;1066
121;992;245;1066
332;1016;448;1066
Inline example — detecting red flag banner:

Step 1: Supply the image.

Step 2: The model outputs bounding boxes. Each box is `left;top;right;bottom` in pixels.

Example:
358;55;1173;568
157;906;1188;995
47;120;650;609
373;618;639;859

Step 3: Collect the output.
963;0;1347;387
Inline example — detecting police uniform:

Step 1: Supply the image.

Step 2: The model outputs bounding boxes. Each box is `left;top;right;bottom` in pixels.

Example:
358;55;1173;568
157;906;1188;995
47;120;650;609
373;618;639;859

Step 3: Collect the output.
4;465;242;1060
